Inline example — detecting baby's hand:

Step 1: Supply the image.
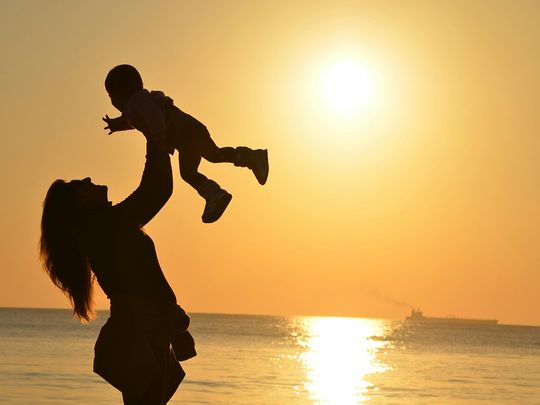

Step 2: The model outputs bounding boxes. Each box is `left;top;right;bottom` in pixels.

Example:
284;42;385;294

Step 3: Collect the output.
103;115;116;134
102;115;127;134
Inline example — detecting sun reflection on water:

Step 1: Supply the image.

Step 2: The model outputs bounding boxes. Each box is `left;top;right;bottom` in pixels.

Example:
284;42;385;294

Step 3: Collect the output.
295;317;392;404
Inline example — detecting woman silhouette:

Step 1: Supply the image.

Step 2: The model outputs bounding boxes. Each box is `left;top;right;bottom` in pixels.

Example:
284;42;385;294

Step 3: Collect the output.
40;140;195;404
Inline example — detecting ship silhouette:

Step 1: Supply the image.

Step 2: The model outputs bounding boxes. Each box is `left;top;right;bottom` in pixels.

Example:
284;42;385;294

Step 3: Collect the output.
406;309;498;326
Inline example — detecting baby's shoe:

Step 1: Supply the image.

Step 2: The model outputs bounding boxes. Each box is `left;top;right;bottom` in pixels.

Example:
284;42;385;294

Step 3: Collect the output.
235;147;269;185
202;188;232;223
250;149;269;185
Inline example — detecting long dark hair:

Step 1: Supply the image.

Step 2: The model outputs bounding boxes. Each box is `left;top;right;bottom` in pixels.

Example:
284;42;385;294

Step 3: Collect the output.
40;180;95;322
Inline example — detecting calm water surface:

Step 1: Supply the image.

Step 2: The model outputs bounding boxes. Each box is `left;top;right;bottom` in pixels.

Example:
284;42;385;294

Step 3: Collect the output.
0;308;539;404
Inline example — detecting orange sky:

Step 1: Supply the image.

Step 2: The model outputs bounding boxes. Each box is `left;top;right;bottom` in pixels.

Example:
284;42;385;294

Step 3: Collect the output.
1;1;539;325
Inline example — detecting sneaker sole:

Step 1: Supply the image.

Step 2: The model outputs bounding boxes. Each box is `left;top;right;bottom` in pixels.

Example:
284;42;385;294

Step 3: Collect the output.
202;192;232;223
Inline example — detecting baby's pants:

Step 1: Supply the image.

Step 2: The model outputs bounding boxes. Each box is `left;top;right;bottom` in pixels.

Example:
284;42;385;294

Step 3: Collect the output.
174;122;237;193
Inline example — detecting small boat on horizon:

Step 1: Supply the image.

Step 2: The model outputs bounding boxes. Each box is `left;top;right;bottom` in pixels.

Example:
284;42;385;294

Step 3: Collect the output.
405;309;498;326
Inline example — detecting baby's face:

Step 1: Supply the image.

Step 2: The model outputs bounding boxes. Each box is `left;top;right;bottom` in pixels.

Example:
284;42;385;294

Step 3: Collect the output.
108;91;127;112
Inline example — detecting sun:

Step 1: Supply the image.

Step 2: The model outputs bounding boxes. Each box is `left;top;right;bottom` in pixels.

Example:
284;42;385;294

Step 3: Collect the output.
322;59;374;114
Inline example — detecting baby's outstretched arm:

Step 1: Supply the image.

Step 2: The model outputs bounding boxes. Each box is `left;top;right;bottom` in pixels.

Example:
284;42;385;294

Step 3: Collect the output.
102;115;133;135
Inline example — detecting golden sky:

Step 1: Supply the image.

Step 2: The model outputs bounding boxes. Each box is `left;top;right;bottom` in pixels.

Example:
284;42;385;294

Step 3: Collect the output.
1;1;539;325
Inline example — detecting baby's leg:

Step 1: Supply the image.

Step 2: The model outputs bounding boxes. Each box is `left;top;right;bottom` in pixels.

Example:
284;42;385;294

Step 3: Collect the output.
178;151;207;190
178;150;231;223
197;127;269;185
197;130;236;163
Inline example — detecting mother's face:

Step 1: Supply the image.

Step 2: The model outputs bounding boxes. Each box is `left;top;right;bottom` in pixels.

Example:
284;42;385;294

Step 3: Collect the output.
69;177;109;208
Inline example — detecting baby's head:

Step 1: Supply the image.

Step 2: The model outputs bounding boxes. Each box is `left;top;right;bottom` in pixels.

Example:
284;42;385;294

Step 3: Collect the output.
105;64;143;111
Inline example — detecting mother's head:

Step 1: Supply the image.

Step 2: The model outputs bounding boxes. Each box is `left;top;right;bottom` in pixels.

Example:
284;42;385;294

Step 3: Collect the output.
40;178;109;322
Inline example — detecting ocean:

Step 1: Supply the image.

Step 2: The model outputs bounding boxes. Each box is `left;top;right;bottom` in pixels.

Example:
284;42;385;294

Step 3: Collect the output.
0;308;539;404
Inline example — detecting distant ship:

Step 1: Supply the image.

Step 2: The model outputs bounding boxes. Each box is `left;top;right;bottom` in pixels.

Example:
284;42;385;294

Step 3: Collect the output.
406;309;498;326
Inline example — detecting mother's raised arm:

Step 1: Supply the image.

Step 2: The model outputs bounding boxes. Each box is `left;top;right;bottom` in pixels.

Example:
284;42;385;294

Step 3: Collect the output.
112;141;173;227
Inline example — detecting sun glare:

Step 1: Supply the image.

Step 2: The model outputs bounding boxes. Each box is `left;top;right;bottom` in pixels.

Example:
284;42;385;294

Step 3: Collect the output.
322;60;374;114
298;317;391;404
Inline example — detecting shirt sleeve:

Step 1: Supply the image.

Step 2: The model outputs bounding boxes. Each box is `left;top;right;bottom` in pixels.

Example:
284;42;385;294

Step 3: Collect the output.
111;141;172;228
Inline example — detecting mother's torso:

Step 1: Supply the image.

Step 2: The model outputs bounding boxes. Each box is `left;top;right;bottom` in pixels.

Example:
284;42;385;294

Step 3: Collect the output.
79;207;176;305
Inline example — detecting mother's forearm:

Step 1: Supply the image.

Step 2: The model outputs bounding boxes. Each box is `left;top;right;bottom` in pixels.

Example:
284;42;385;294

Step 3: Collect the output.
144;142;173;204
112;141;173;227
